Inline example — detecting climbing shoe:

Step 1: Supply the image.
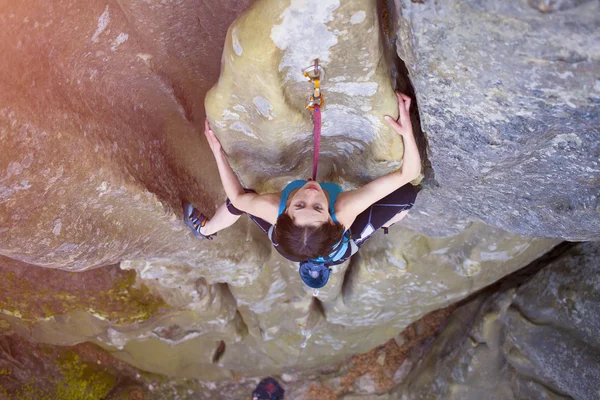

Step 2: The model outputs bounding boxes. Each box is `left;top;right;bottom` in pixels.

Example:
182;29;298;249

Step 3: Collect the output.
183;202;216;240
252;377;285;400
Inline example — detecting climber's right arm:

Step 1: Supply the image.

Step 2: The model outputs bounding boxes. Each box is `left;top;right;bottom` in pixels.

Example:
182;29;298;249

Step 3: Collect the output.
335;93;421;225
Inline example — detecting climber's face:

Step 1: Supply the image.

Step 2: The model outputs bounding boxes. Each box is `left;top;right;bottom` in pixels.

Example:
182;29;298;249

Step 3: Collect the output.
286;182;331;226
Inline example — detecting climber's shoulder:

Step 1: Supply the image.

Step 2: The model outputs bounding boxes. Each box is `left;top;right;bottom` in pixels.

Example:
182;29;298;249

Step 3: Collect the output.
335;172;414;224
236;191;280;225
333;194;356;228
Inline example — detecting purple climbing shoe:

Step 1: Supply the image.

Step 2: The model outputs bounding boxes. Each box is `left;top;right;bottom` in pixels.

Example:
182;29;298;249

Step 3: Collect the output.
183;202;216;240
252;377;285;400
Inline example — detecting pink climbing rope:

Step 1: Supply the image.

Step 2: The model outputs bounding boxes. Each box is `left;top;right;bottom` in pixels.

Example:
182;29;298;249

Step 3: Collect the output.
312;104;321;181
303;58;324;181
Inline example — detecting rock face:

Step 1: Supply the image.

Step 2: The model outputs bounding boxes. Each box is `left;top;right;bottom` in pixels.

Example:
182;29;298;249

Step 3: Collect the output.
390;0;600;240
0;0;595;386
0;0;254;275
206;0;403;190
395;242;600;400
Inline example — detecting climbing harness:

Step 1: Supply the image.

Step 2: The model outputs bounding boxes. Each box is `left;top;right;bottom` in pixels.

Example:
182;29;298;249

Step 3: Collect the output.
303;59;324;181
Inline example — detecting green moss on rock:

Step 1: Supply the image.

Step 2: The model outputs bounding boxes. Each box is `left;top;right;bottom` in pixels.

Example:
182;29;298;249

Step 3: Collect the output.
2;352;116;400
54;352;116;400
0;267;168;325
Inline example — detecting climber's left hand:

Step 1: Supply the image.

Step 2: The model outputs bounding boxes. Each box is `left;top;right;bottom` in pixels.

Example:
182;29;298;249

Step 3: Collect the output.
204;118;223;155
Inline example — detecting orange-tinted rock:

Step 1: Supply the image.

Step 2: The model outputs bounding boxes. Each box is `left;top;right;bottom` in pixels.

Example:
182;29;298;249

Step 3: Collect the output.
0;0;578;383
0;0;253;271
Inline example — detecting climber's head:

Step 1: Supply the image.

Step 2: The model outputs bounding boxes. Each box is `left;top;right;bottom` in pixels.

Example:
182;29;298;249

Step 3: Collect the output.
285;181;331;226
273;181;343;262
273;212;344;262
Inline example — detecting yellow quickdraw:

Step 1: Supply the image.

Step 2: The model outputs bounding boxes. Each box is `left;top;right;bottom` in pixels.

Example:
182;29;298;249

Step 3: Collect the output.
303;58;324;110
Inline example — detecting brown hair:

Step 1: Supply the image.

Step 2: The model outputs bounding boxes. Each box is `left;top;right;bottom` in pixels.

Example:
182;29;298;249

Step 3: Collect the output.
273;212;345;262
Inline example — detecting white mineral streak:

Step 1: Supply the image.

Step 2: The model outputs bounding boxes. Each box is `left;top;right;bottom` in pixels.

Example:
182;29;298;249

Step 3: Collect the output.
52;219;62;236
111;33;129;51
551;133;582;147
154;331;204;345
330;82;378;96
107;328;128;349
91;6;110;43
261;326;281;341
231;121;258;139
96;181;108;195
322;104;377;142
247;275;287;314
456;259;482;277
222;109;240;121
330;76;347;82
253;96;274;119
557;71;574;79
136;53;153;66
386;251;407;270
106;325;203;348
232;26;243;56
334;141;361;154
270;0;340;82
431;247;449;254
365;114;383;130
350;11;366;24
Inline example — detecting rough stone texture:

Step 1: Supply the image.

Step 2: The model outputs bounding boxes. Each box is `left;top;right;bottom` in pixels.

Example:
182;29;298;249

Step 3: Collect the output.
0;255;169;323
0;0;255;279
0;0;588;385
0;334;123;399
395;242;600;400
206;0;403;190
0;306;453;399
0;223;557;379
391;0;600;240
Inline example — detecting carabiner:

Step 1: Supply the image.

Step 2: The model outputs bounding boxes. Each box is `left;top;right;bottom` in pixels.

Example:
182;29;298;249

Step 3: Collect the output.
303;59;325;110
302;65;325;82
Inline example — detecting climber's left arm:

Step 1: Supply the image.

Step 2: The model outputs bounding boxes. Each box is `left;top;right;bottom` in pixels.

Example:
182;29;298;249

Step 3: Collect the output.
205;118;279;224
335;92;421;225
204;118;246;203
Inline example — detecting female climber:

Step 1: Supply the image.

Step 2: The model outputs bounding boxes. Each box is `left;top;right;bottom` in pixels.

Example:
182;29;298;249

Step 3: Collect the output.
184;92;421;289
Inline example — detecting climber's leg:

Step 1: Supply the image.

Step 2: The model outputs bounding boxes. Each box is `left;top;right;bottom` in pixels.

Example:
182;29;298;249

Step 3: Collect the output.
199;201;243;236
184;188;256;239
207;188;273;237
199;194;273;237
184;201;240;239
381;209;410;228
224;189;274;235
350;183;418;245
184;189;273;239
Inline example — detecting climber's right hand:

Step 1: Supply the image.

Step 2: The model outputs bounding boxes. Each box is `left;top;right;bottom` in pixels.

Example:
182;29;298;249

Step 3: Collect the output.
384;92;413;137
204;118;223;155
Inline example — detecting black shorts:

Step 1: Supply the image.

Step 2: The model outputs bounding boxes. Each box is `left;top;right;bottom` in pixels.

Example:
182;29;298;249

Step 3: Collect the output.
225;189;273;235
349;183;417;246
226;183;418;264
